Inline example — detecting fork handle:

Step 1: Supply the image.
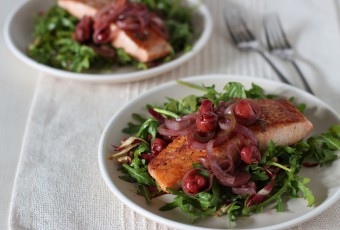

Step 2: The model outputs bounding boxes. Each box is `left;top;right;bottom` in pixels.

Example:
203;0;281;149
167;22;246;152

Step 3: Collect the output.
290;60;314;95
254;49;292;85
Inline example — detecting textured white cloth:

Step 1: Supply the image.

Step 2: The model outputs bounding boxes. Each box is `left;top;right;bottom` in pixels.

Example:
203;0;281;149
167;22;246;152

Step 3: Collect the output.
9;0;340;229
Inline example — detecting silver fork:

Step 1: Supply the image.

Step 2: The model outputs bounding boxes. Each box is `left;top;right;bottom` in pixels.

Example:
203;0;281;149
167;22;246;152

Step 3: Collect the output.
263;14;314;95
224;8;292;85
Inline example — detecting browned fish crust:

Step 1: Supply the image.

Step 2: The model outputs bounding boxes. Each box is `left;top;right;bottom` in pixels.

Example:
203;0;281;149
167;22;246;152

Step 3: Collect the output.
148;136;206;191
249;98;313;150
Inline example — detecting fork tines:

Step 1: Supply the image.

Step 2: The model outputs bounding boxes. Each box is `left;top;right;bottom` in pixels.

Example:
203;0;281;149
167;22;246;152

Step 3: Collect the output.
224;8;256;46
263;14;314;94
263;14;293;54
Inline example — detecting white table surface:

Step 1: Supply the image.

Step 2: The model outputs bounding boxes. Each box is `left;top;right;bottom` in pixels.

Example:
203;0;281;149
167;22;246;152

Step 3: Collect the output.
0;1;39;229
1;1;340;230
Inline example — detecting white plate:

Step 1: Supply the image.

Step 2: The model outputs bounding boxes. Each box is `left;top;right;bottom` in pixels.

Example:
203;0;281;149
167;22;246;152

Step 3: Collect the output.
4;0;212;83
98;74;340;230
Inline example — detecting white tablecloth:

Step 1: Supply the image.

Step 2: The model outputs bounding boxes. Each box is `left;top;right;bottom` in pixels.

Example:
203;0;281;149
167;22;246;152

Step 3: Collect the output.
8;0;340;229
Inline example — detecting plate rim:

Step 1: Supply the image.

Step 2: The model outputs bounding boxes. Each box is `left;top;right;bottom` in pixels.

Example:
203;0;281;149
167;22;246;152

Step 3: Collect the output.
98;74;340;230
3;0;213;83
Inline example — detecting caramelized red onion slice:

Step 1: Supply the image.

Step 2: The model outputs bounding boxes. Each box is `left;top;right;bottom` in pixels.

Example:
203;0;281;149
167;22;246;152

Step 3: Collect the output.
158;123;195;137
218;114;236;131
115;3;150;31
234;124;258;147
75;16;94;43
92;0;168;44
189;140;208;150
164;118;192;131
192;130;215;143
149;14;168;39
213;130;233;147
186;132;208;150
216;100;237;118
206;140;250;187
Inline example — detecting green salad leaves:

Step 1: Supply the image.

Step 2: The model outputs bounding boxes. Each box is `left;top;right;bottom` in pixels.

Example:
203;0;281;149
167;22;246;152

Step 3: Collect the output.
114;81;340;223
28;6;100;72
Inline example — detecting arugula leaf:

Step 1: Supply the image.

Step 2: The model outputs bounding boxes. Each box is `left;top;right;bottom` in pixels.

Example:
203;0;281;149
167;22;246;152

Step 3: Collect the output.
221;82;247;101
122;163;155;186
161;94;198;116
176;80;275;107
330;125;340;139
216;202;242;222
245;83;266;99
160;181;220;222
136;119;159;141
306;125;340;166
297;178;315;206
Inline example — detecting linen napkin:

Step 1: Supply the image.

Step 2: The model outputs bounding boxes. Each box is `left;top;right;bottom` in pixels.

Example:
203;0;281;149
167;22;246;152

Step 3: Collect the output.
9;0;340;229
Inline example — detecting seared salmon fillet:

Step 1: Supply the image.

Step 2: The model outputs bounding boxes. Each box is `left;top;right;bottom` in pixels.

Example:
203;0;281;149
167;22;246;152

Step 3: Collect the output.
148;98;313;192
147;136;206;191
57;0;110;18
248;98;313;150
148;135;241;191
110;24;172;62
58;0;172;62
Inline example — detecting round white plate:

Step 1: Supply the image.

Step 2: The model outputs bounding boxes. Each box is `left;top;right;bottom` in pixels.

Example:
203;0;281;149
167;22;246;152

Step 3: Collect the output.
98;74;340;230
4;0;212;83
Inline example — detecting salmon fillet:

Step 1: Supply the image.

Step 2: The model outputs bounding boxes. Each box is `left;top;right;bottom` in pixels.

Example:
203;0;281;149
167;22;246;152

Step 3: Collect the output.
110;24;172;62
148;98;313;192
248;98;313;150
57;0;172;62
58;0;110;18
147;136;206;192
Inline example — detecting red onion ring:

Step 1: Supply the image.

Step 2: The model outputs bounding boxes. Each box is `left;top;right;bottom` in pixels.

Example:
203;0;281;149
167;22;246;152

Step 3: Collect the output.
206;140;250;187
234;124;258;147
192;130;215;143
92;0;168;44
158;123;195;137
186;131;211;150
164;118;192;131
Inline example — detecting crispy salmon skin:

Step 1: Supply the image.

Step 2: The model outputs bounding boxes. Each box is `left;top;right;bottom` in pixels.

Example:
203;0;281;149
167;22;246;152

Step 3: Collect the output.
148;98;313;192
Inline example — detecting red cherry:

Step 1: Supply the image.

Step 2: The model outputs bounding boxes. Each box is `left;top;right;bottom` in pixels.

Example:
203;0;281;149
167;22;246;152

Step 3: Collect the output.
240;144;261;164
196;112;218;132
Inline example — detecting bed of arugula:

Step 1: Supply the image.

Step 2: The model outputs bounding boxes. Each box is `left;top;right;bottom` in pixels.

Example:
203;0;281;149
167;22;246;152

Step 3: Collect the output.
116;81;340;223
27;0;194;73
